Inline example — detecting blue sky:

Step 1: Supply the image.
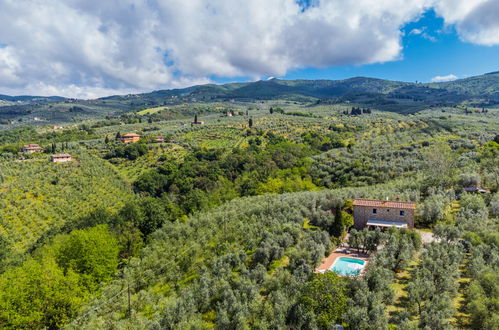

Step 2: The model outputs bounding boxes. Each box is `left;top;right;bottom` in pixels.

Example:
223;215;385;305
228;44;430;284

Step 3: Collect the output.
233;9;499;84
1;1;498;98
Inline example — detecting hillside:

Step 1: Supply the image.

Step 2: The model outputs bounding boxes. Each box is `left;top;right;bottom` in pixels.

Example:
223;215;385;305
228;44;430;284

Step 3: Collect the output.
143;72;499;104
429;71;499;99
0;99;496;328
0;151;133;257
0;72;498;126
0;95;66;104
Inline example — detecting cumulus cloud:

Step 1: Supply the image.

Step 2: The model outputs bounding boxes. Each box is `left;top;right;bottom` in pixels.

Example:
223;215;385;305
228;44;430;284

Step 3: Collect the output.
431;74;458;82
432;0;499;46
0;0;496;98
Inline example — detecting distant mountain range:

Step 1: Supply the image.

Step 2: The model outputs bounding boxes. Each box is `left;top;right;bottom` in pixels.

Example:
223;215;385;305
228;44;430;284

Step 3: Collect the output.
2;71;498;105
104;71;499;109
0;95;66;103
0;72;498;122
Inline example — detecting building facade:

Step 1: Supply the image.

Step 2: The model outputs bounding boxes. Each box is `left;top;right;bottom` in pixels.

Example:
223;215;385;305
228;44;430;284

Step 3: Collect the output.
22;144;44;153
353;199;416;229
120;133;141;143
51;154;72;162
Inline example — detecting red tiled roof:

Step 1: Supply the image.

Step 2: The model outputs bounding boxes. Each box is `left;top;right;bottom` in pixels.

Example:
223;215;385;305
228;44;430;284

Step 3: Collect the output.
353;199;416;210
122;133;140;137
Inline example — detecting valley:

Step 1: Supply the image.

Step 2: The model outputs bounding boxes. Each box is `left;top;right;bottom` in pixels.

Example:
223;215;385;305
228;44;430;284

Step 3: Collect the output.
0;76;497;329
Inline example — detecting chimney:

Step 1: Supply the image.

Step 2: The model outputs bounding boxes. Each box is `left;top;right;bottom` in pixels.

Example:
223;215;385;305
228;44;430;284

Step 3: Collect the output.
396;196;400;201
386;196;389;201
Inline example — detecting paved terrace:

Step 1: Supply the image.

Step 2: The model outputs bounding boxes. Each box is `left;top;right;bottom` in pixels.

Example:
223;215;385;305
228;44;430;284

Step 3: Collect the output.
315;248;370;275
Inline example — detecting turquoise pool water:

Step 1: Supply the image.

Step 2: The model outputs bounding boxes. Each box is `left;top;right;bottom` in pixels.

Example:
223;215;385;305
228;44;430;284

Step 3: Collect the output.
330;257;366;276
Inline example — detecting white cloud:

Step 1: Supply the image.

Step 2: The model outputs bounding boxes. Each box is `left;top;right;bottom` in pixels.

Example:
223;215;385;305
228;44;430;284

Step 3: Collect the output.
409;27;437;42
432;0;499;46
0;0;496;98
410;28;424;35
431;74;458;82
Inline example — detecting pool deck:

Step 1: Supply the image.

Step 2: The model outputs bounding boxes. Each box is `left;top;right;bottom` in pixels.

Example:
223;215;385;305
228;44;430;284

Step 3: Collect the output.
315;248;370;276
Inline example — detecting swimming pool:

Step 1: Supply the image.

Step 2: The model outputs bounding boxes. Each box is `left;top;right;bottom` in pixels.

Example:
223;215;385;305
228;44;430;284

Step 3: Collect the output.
330;257;366;276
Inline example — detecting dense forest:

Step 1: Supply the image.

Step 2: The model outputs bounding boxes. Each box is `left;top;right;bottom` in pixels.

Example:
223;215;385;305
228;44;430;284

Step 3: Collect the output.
0;95;497;329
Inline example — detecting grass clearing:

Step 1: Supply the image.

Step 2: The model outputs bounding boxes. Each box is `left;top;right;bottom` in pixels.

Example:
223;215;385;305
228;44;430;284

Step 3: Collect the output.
451;255;472;328
387;256;420;325
137;106;169;115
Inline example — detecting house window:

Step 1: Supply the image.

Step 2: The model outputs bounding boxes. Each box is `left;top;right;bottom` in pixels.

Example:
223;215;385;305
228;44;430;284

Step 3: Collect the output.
373;208;377;214
400;210;405;216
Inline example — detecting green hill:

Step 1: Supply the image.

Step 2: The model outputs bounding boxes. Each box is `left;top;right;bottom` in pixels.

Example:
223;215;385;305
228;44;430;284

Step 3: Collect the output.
0;95;66;104
429;71;499;99
107;72;499;106
0;152;132;256
0;72;498;124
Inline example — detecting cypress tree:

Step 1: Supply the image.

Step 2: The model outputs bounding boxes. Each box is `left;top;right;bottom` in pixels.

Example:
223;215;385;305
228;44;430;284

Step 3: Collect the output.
331;203;344;237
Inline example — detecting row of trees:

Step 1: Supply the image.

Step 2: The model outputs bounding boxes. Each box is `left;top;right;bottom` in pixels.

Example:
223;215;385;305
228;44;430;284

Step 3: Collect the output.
0;190;194;328
68;191;341;328
345;228;422;328
465;229;498;329
407;239;463;328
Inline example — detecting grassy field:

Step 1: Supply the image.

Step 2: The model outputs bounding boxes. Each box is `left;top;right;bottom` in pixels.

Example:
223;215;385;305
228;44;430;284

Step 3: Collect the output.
137;106;170;115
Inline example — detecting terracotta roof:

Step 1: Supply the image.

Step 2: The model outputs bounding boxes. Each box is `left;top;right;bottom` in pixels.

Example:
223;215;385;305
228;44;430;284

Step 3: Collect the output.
122;133;140;137
23;144;44;150
353;199;416;210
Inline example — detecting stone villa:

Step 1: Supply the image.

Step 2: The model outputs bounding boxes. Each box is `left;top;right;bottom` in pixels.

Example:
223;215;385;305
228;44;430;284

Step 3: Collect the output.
22;144;44;153
51;154;72;163
353;198;416;229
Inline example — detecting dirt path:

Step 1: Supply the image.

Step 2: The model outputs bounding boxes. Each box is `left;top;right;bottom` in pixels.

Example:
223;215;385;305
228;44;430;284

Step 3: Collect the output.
416;229;436;244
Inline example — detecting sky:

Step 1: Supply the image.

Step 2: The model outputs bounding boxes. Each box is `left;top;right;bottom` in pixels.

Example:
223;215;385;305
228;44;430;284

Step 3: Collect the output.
0;0;498;99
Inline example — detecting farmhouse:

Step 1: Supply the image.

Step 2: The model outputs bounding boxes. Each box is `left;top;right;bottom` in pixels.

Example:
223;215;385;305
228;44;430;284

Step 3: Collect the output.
51;154;72;163
191;120;204;125
153;136;165;143
353;198;416;229
120;133;141;143
22;144;44;153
